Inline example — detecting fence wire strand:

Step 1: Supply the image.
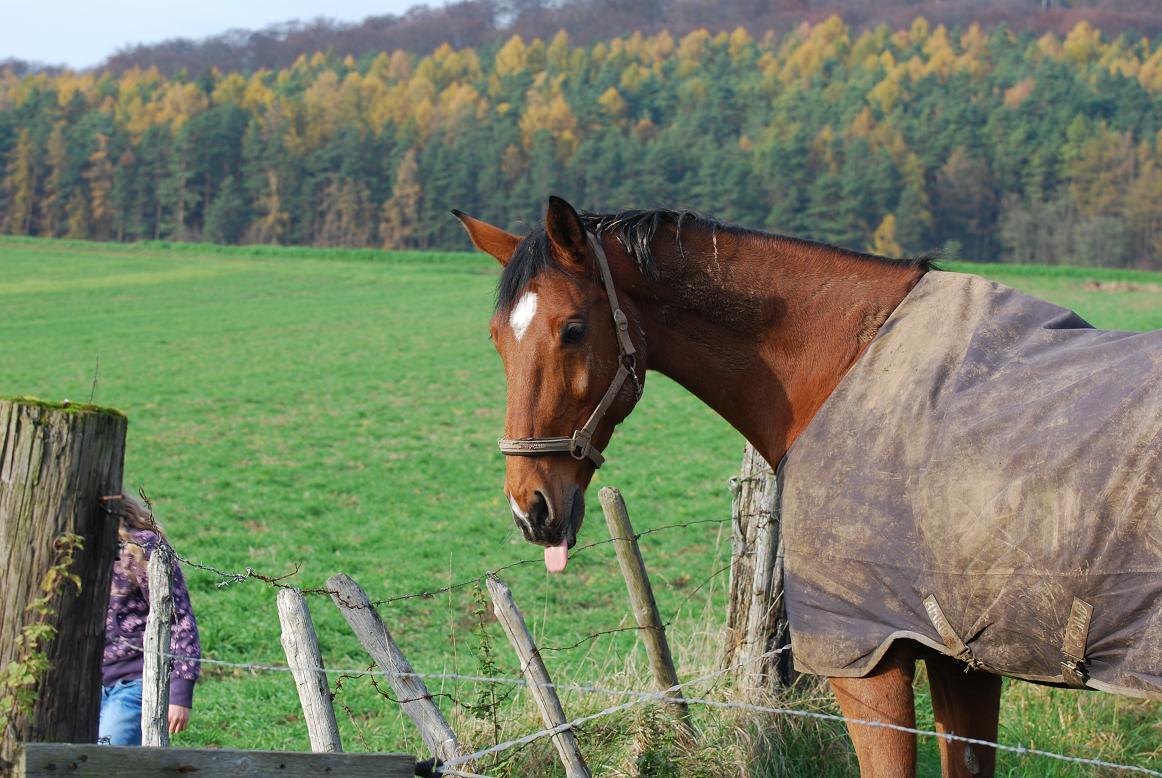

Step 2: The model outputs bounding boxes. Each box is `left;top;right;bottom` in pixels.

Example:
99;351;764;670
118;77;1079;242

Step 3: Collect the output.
108;497;1161;778
115;638;1162;777
149;516;732;609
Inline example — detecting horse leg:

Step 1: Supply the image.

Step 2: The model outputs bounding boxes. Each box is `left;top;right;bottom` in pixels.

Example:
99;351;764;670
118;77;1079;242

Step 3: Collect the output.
924;653;1002;777
829;646;917;777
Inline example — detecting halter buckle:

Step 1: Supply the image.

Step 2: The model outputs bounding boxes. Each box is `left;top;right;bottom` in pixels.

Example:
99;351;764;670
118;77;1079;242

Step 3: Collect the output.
570;429;593;460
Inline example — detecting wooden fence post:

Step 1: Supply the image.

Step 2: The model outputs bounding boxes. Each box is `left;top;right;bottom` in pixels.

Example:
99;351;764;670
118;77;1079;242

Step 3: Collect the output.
277;588;342;753
598;487;694;743
723;443;791;691
326;574;462;765
0;398;126;769
486;574;590;778
141;548;173;747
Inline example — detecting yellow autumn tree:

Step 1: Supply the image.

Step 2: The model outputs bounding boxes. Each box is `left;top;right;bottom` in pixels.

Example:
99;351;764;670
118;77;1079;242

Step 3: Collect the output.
247;171;288;245
519;89;578;155
495;36;528;78
212;73;247;106
677;29;711;78
729;27;753;64
1063;21;1102;66
597;86;627;118
2;128;37;235
381;149;422;250
869;214;903;256
780;16;849;85
85;133;115;240
547;30;572;71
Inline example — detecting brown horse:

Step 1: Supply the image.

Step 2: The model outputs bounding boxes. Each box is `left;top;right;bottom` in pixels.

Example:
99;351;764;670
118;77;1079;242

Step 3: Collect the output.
454;196;1006;777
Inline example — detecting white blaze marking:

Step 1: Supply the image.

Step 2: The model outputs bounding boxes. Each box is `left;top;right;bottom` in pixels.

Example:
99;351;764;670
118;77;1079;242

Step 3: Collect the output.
509;292;538;342
509;496;529;522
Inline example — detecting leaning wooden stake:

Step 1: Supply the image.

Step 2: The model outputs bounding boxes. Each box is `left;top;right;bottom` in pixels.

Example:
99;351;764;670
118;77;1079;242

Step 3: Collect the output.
599;487;695;744
278;588;342;753
486;574;590;778
327;574;462;765
141;547;174;747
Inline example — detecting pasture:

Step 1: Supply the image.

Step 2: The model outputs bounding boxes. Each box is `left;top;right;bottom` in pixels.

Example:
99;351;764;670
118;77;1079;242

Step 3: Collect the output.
1;235;1159;775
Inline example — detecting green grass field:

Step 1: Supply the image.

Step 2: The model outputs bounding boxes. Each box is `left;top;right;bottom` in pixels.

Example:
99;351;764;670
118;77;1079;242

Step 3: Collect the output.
2;236;1159;776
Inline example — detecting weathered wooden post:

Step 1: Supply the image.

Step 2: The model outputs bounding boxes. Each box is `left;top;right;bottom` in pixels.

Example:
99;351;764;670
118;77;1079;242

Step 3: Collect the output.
278;588;342;753
327;574;463;766
723;443;791;691
16;744;416;776
486;574;590;778
140;548;174;747
0;398;126;770
598;487;694;743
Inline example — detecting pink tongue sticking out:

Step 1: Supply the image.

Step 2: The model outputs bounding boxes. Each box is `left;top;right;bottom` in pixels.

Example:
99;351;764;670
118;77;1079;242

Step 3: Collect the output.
544;538;569;573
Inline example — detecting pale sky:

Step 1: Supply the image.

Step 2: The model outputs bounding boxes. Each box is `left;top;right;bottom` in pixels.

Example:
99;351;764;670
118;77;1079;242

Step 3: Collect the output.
1;0;425;69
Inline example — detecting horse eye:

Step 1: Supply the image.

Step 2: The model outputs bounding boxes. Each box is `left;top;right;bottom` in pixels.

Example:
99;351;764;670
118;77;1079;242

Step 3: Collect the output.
561;321;587;345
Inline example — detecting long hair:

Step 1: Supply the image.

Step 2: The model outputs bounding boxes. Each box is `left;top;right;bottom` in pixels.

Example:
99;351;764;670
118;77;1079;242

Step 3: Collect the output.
114;493;168;582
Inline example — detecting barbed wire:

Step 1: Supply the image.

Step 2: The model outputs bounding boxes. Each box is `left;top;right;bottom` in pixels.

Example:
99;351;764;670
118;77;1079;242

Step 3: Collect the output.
109;490;731;611
104;496;1162;777
437;655;1162;777
114;637;1162;777
436;646;792;772
633;694;1162;778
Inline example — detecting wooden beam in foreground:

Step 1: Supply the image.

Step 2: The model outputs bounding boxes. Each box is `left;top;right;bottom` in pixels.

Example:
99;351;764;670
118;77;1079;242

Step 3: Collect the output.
16;744;413;777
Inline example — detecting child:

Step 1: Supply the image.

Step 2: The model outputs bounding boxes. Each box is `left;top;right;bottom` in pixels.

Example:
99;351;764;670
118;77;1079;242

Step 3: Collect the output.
100;494;201;745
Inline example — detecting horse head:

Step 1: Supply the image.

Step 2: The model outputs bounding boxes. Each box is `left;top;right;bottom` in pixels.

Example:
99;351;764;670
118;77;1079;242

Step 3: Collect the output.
454;196;647;572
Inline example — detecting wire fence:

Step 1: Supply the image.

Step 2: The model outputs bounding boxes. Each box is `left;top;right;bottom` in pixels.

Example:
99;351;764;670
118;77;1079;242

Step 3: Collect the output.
111;494;1162;778
119;638;1162;778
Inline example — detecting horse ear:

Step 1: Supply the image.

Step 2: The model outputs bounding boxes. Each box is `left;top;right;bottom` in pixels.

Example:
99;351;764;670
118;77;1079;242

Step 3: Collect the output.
452;210;520;266
545;196;589;270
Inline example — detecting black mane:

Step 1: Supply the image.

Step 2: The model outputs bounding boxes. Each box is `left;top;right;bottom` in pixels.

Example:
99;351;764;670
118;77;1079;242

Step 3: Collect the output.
495;208;706;314
494;208;935;314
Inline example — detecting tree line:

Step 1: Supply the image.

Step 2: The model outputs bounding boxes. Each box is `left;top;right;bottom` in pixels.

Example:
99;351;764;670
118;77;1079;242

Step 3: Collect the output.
84;0;1162;77
2;17;1162;268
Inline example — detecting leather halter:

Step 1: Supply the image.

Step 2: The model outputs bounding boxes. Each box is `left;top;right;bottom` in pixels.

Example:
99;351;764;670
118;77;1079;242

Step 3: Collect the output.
497;233;641;469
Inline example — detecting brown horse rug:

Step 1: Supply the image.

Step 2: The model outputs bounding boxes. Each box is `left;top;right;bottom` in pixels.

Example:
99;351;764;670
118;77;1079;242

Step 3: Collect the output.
781;270;1162;699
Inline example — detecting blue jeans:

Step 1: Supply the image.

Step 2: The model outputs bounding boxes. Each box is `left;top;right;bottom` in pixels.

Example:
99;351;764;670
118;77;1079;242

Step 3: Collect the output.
99;678;143;745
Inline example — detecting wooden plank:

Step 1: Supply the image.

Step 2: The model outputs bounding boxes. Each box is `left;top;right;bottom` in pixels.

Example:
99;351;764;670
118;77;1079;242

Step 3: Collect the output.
16;743;413;777
0;399;126;766
486;574;590;778
326;574;462;765
598;487;694;744
141;547;173;747
277;588;342;753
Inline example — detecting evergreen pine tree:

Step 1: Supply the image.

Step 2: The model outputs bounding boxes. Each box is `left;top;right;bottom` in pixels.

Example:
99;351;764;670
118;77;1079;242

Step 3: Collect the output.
203;175;247;244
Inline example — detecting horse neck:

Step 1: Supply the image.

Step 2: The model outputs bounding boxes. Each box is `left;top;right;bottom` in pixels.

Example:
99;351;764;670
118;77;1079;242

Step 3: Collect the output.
615;226;926;466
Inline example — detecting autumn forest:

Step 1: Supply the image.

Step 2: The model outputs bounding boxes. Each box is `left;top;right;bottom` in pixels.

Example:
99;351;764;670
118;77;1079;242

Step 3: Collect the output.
3;17;1162;267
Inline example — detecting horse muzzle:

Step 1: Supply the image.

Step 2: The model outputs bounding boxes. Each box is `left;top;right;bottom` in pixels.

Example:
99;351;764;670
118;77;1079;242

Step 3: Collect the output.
509;486;583;553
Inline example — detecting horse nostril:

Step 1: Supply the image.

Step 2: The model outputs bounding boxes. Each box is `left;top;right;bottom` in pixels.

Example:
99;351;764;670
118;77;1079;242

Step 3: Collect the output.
529;491;550;528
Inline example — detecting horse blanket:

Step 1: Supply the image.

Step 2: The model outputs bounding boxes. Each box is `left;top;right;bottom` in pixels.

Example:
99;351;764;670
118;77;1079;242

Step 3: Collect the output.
781;270;1162;699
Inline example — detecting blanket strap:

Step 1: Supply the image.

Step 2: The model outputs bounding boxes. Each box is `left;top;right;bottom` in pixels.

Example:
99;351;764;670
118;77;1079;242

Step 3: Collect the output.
922;595;980;668
1060;598;1094;689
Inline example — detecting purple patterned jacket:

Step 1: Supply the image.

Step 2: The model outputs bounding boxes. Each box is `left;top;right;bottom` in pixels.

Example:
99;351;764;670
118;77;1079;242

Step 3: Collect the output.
102;528;201;708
